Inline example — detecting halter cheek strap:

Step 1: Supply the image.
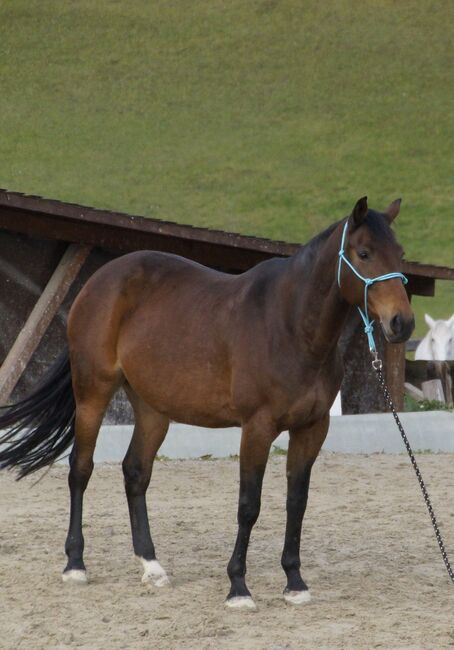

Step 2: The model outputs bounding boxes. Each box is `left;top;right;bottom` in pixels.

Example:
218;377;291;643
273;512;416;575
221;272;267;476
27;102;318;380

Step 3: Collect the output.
337;221;408;352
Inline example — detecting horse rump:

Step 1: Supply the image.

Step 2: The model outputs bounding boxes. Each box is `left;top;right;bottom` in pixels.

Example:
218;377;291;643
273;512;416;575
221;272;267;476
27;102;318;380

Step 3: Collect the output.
0;350;75;478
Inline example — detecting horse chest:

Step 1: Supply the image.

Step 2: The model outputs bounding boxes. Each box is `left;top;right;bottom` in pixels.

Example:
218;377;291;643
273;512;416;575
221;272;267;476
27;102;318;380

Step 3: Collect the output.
271;356;342;430
282;379;333;430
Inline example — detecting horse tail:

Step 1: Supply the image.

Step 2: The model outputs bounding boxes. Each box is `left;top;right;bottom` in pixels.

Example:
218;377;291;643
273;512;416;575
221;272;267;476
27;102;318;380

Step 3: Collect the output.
0;349;75;479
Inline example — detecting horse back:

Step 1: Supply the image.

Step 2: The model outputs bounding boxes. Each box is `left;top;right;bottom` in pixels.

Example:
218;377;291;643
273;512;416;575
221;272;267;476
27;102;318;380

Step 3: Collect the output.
67;251;270;425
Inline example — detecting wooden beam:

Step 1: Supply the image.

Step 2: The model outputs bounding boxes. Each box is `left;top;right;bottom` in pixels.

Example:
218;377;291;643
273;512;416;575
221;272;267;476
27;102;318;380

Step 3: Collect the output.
0;244;91;404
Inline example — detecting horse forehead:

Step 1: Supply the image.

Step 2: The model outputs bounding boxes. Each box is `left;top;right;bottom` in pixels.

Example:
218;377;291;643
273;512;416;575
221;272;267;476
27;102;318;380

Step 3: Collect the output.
432;322;452;337
354;224;399;251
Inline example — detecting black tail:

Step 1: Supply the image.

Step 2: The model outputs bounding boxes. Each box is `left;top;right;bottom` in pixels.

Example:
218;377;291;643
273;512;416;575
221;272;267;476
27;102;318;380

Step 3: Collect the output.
0;350;75;478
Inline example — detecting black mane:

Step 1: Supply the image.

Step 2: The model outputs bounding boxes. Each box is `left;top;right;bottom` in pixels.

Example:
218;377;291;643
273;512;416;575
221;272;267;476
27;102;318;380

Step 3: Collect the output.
296;208;396;270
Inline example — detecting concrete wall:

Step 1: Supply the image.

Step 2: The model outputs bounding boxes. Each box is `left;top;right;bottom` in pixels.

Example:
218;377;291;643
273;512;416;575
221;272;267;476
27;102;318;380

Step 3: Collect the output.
87;411;454;462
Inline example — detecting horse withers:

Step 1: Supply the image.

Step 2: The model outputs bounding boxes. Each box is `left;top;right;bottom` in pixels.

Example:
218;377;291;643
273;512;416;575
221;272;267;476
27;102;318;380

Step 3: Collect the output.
0;197;414;609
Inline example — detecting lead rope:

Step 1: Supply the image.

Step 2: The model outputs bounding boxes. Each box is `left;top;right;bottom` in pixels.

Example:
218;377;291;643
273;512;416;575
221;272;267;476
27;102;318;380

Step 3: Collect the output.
338;218;453;584
371;353;454;583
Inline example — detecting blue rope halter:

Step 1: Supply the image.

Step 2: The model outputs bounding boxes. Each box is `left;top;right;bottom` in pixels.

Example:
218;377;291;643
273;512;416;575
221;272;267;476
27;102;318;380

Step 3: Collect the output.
337;220;408;352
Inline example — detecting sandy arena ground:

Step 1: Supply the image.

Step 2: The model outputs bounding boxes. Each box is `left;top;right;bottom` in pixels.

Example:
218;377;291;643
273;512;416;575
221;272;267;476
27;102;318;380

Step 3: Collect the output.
1;452;453;650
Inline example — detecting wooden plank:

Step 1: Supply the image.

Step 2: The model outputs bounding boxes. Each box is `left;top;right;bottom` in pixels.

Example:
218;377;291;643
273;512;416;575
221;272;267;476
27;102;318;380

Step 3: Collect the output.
445;373;453;408
0;189;453;280
404;275;435;297
421;379;445;403
405;338;422;352
432;361;453;408
0;190;301;257
0;244;91;404
404;382;424;401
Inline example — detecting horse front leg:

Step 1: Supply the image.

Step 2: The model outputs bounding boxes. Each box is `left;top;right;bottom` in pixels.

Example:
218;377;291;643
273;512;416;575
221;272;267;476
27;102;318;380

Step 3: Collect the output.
226;411;277;610
281;415;329;604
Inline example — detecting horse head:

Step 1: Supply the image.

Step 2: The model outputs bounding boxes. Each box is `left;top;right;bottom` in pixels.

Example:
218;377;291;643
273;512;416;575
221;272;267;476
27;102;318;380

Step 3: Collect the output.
337;196;415;344
415;314;454;360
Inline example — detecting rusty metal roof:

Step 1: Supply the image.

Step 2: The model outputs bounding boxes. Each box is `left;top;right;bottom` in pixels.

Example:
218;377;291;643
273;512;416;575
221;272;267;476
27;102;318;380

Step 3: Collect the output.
0;189;452;293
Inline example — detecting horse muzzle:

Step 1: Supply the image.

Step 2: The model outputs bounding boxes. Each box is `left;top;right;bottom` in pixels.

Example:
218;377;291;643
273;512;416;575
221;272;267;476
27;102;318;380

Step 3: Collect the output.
381;312;415;344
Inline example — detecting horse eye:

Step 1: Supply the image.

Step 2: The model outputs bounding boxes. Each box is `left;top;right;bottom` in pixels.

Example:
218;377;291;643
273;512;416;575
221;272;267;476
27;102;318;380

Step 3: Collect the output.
358;250;369;260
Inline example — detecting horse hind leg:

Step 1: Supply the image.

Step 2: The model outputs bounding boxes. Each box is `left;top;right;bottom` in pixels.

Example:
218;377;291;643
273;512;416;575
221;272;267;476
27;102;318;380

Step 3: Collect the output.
63;374;121;584
122;388;170;587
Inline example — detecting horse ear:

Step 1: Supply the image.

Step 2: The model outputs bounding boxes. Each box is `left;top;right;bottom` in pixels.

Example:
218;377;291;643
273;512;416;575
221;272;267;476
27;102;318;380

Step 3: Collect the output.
385;198;401;222
349;196;368;229
425;313;436;329
447;314;454;329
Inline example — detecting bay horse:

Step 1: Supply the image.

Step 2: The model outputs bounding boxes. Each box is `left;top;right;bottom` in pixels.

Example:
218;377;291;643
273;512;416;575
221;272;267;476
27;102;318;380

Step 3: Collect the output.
0;197;414;609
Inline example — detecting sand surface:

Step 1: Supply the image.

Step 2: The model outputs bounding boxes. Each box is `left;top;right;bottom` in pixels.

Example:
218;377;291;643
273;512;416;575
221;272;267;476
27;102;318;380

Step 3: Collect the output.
1;452;453;649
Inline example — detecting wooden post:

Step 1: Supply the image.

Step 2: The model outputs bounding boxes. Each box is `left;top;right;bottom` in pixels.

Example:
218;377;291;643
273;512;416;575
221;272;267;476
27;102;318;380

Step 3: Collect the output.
340;312;388;413
0;244;91;404
384;341;406;411
382;289;413;412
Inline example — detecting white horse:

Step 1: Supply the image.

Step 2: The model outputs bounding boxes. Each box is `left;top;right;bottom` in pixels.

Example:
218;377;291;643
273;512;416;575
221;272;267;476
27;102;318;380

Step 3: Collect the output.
415;314;454;360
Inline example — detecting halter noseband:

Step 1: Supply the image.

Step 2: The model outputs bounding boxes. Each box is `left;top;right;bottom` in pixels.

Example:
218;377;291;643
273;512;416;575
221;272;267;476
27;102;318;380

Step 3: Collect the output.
337;220;408;352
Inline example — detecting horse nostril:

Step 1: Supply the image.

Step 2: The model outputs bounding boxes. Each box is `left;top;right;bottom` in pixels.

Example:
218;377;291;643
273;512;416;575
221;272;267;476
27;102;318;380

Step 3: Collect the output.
390;314;402;335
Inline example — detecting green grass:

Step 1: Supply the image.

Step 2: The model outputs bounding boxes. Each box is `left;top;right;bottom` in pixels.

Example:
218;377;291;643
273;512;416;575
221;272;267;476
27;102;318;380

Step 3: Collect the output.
271;445;287;456
0;1;452;334
404;395;452;412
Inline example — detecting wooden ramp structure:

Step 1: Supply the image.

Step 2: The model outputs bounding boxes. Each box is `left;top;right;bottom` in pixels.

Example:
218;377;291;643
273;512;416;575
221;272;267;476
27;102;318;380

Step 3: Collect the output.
0;189;452;418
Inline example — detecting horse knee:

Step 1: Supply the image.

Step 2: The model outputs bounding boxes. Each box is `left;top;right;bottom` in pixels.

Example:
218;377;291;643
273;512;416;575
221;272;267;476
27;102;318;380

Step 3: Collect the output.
122;457;150;496
286;491;309;518
238;494;261;528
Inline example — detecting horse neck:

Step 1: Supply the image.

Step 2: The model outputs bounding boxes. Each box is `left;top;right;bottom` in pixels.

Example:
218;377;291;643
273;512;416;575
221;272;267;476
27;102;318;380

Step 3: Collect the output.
288;222;352;361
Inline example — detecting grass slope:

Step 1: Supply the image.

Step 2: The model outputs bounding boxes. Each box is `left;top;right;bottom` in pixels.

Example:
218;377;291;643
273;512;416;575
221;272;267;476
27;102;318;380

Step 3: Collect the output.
0;0;452;333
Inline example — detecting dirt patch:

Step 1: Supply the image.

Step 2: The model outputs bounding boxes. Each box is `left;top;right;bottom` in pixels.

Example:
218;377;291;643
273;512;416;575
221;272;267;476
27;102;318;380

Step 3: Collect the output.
1;453;453;649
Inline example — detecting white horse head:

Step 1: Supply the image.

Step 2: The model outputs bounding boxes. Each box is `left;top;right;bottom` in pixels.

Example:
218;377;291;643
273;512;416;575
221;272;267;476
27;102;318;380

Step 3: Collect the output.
415;314;454;360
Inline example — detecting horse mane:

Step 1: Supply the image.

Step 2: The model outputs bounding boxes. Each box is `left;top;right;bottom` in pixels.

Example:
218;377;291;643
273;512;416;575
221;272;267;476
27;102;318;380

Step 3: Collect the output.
294;209;396;271
293;220;341;270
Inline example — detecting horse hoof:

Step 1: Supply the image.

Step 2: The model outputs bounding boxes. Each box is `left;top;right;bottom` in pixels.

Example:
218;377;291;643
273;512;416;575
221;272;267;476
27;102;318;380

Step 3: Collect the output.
62;569;88;584
284;589;311;605
139;558;170;587
225;596;257;611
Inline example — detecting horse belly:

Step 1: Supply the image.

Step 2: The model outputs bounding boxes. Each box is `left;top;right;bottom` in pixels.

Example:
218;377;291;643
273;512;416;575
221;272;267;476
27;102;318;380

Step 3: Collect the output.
118;324;239;427
129;364;238;427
